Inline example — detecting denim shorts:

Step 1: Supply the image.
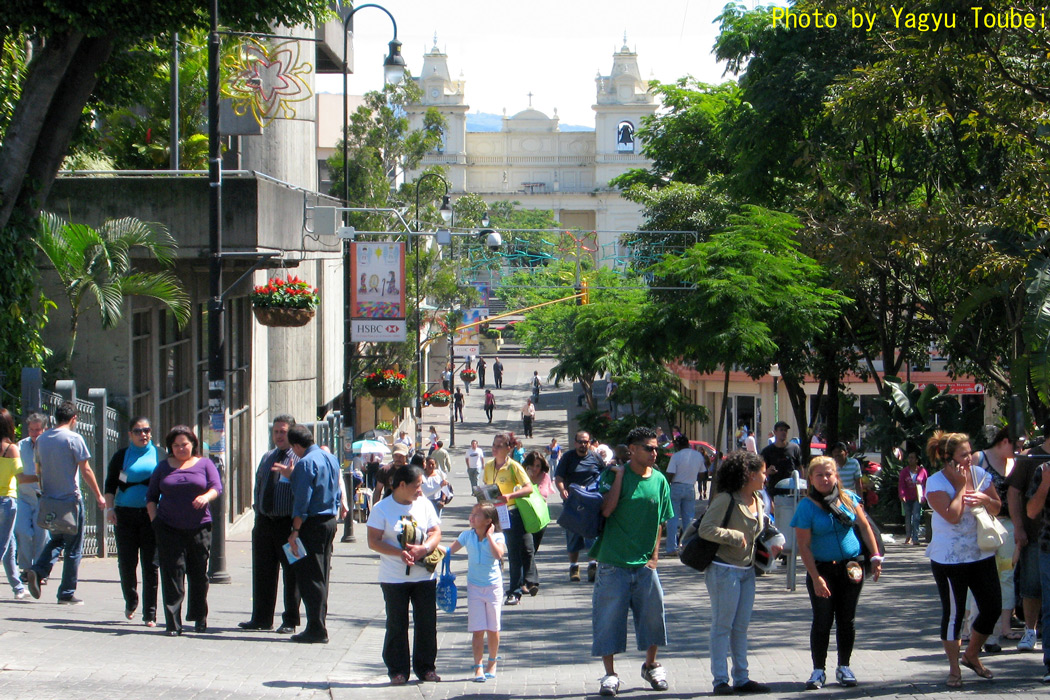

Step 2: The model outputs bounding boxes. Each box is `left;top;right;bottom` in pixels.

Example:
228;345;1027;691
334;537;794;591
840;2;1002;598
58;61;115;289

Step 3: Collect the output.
565;529;595;554
591;562;667;657
1018;544;1042;599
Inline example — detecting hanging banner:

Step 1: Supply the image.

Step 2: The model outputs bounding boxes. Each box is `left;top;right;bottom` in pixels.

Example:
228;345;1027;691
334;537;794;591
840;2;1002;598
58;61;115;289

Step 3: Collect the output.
350;242;406;342
454;307;485;358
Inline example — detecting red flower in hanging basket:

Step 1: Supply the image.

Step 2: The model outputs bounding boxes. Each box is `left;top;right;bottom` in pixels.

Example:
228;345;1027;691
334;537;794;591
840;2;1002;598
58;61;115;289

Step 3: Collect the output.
364;369;408;394
459;368;477;382
251;275;320;310
423;389;452;406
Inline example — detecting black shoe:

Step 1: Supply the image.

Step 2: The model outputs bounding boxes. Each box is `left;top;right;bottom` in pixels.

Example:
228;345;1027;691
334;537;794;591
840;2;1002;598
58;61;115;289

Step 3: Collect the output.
504;592;519;606
238;621;272;631
734;680;770;693
985;642;1002;653
26;569;41;599
57;596;83;605
165;628;182;637
527;583;539;596
290;631;328;644
194;621;208;633
588;561;597;582
275;625;296;634
713;682;735;695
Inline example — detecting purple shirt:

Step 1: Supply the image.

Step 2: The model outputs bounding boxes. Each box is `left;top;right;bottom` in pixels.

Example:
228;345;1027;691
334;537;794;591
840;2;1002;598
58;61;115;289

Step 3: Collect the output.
146;458;223;530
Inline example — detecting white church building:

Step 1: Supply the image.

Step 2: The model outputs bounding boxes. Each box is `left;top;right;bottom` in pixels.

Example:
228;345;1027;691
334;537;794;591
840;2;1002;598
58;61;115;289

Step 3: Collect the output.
403;39;658;256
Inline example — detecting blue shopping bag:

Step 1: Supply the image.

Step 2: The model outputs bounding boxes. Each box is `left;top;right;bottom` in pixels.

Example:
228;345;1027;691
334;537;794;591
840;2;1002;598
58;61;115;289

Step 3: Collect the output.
436;554;458;613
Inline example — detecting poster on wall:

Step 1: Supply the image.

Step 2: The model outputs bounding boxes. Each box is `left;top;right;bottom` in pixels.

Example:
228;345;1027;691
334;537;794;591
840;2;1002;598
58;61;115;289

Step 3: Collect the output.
350;242;406;342
454;307;485;358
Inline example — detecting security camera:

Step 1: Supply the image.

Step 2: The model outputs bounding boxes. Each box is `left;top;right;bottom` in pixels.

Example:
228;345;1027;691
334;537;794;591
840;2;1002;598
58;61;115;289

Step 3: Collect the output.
481;229;502;251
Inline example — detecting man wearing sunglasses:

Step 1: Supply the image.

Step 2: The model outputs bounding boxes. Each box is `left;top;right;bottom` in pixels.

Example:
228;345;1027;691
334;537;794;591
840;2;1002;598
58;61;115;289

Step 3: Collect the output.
555;431;603;582
590;426;673;697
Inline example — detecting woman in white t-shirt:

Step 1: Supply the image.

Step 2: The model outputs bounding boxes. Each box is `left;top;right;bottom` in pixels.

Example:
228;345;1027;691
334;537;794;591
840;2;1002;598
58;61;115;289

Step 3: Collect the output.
664;435;706;554
366;463;443;686
925;431;1001;689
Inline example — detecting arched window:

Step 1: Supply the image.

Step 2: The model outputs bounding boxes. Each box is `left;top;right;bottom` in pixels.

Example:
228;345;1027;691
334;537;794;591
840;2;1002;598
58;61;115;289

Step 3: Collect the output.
616;120;635;153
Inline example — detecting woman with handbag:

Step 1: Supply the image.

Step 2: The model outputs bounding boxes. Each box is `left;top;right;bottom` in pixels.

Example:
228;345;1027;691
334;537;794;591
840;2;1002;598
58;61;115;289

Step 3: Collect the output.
791;456;882;689
697;450;776;695
925;431;1001;688
483;431;535;606
104;417;161;626
146;426;222;636
523;451;553;583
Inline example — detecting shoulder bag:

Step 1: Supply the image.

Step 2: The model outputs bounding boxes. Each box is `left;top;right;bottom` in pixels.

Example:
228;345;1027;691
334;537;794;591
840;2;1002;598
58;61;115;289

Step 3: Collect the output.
517;487;551;533
970;466;1006;551
37;496;80;535
557;481;605;539
436;554;458;613
679;495;734;572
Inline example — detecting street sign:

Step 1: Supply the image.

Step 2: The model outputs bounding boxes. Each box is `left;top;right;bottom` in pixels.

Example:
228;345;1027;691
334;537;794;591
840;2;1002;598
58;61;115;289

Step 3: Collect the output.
352;319;406;342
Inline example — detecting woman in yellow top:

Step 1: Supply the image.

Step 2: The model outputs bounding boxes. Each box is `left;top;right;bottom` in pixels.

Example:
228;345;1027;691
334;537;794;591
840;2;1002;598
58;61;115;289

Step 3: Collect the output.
483;431;535;606
0;408;28;599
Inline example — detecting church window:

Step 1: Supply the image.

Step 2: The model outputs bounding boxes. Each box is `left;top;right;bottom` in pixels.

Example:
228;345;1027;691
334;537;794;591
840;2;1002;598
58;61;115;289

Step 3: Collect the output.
616;120;635;153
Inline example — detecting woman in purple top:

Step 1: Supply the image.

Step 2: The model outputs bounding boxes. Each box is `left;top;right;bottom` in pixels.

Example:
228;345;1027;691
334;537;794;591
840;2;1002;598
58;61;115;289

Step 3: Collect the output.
146;425;222;636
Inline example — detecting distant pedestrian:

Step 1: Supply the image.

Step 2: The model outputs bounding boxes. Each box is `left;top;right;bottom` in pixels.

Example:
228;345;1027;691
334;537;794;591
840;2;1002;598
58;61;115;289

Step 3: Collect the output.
366;462;442;684
465;440;485;491
14;413;47;579
431;441;452;475
664;435;706;554
547;438;562;466
447;503;505;682
442;368;451;392
530;371;541;406
421;457;450;515
898;449;927;546
761;421;803;496
454;389;465;423
484;390;496;424
493;357;504;389
0;409;28;600
521;399;535;438
427;427;439;455
104;416;161;627
606;380;618;419
477;357;488;388
831;443;863;494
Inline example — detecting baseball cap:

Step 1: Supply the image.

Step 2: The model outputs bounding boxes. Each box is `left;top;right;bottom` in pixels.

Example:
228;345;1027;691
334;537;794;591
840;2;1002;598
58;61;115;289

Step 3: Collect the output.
392;443;409;456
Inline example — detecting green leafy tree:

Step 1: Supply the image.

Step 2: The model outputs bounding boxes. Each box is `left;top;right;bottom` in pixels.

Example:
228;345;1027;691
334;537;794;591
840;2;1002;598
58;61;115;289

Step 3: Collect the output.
36;213;190;370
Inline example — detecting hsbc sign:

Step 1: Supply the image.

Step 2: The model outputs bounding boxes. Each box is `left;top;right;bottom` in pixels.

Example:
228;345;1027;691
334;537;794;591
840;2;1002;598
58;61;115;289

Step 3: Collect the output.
352;319;406;342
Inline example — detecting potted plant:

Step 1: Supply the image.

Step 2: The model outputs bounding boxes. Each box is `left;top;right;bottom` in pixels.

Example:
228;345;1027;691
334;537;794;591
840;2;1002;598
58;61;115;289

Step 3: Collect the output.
364;369;408;398
423;389;451;407
251;275;320;327
459;368;477;383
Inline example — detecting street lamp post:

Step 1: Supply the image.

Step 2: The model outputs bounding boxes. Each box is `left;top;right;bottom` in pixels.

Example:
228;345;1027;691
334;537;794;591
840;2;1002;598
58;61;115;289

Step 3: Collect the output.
413;175;451;454
770;363;781;426
340;2;405;542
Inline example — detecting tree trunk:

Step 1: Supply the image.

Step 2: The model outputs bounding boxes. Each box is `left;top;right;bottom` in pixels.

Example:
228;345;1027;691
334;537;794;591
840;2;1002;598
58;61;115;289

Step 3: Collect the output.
713;367;731;467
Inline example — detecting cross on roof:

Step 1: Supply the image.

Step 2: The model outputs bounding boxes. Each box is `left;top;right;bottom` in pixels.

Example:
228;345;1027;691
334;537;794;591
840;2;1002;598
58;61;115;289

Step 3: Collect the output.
527;91;533;106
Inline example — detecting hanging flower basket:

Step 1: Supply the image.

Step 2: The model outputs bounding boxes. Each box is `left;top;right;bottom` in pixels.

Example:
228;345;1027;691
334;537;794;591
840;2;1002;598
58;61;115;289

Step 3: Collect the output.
252;306;316;327
460;368;477;383
424;389;452;407
251;275;320;327
364;369;408;398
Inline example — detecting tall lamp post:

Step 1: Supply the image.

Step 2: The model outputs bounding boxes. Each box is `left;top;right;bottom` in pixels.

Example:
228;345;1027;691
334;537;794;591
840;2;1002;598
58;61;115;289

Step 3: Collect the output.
413;176;452;454
340;2;405;542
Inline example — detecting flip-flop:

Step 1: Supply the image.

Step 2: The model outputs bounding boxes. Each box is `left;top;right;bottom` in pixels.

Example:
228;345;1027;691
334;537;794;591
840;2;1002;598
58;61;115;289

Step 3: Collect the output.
1003;630;1023;640
946;673;962;688
961;658;993;679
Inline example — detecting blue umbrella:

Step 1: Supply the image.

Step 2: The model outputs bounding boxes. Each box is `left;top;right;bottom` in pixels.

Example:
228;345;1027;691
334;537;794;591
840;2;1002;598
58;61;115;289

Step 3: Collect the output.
352;439;390;455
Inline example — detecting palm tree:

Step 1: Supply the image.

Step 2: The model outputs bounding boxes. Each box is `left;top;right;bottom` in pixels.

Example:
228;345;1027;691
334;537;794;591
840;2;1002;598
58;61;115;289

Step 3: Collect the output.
36;212;190;369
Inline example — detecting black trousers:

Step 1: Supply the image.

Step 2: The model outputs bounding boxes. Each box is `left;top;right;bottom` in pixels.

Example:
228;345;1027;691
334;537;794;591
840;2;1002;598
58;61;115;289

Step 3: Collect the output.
506;508;536;594
529;526;546;585
250;514;301;628
522;415;533;438
806;560;864;669
154;520;211;632
931;557;1001;641
478;369;486;388
494;372;502;388
292;515;336;638
115;506;158;622
380;580;437;679
484;405;494;423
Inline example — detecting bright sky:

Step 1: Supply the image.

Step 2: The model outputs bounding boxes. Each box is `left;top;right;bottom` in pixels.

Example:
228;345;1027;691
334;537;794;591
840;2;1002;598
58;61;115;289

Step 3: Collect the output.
316;0;741;127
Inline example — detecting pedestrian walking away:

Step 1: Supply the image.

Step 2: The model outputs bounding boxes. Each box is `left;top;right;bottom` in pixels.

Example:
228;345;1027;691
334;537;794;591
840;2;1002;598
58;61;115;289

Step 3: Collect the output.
454;389;465;423
698;450;777;695
277;424;344;644
792;456;882;690
146;425;222;635
590;426;673;697
103;416;161;626
26;400;106;605
366;462;443;684
530;370;542;406
448;503;506;682
484;390;496;424
477;356;488;389
492;357;504;389
925;431;1000;688
238;414;302;634
664;434;706;554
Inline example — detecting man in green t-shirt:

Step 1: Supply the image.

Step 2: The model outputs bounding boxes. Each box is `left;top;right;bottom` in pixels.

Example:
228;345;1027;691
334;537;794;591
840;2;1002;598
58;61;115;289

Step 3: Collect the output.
590;426;673;697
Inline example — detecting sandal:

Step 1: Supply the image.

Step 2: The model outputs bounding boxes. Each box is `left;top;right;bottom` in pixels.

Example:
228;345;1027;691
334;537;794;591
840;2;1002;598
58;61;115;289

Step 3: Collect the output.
389;674;408;686
960;657;993;679
485;655;501;679
472;664;486;683
1003;630;1024;640
946;673;962;688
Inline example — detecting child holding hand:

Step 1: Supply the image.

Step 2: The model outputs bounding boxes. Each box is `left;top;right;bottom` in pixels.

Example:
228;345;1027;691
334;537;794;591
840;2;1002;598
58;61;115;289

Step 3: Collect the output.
448;503;506;682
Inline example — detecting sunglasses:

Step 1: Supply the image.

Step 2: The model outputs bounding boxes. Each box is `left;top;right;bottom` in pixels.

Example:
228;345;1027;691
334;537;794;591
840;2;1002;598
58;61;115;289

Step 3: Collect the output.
131;427;152;435
635;445;659;453
575;438;590;444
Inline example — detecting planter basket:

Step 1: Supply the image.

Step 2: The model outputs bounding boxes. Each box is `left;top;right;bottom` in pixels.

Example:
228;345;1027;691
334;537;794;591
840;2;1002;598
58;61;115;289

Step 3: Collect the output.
368;386;404;398
428;395;451;407
253;306;316;328
460;371;477;383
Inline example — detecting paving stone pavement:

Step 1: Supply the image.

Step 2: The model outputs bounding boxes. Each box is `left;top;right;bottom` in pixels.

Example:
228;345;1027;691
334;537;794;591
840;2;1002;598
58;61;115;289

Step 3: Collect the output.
2;357;1047;698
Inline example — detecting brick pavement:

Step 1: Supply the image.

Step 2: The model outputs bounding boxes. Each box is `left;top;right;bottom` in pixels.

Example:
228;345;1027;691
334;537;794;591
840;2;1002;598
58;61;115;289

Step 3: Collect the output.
2;358;1047;698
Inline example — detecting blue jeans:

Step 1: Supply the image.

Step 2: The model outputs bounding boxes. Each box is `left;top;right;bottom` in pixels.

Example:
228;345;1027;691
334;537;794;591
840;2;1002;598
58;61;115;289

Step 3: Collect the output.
705;564;756;687
666;482;696;552
902;500;922;541
15;491;47;571
32;499;84;600
591;562;667;657
1039;551;1050;666
0;497;25;595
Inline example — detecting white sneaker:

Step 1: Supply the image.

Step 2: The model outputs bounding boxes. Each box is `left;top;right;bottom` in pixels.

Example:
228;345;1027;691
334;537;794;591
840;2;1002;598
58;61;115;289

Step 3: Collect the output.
805;669;826;689
835;665;857;687
1019;628;1038;652
599;674;620;697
